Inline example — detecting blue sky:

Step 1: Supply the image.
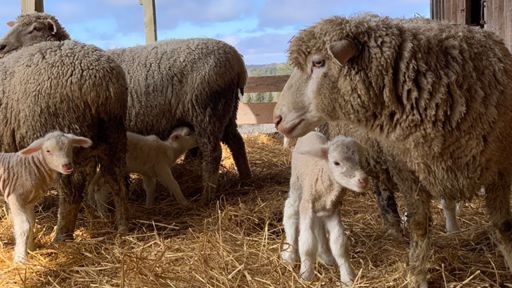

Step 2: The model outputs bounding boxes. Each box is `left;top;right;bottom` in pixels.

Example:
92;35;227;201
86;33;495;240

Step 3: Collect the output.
0;0;430;65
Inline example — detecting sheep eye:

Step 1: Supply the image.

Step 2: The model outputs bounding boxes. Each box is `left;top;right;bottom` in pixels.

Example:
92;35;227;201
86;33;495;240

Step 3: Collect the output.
333;161;340;166
312;59;325;68
46;150;51;153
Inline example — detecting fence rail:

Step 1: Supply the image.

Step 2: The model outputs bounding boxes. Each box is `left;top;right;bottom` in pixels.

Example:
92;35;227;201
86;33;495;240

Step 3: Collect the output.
237;75;289;125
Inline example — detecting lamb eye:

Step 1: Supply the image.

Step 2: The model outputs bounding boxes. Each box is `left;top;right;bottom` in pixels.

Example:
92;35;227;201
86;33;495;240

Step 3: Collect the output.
333;161;340;166
46;150;51;153
312;59;325;68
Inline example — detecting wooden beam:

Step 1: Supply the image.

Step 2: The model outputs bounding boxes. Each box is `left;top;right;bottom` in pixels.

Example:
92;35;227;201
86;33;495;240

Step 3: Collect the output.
21;0;44;14
245;75;289;94
237;102;276;125
140;0;157;44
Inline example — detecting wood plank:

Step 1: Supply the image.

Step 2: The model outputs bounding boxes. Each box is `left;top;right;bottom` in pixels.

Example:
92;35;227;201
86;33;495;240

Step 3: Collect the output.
245;75;289;94
236;102;276;125
140;0;157;44
21;0;44;14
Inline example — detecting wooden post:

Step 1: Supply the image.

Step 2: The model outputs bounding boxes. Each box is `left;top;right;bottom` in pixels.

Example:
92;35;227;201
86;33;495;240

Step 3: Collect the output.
139;0;157;44
21;0;44;14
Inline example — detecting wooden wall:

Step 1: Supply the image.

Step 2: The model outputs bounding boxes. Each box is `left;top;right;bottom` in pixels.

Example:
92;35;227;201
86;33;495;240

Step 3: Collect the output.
431;0;512;51
483;0;512;51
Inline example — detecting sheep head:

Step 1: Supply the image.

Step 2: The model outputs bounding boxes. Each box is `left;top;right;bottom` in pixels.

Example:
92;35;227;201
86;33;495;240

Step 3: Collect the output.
0;13;70;58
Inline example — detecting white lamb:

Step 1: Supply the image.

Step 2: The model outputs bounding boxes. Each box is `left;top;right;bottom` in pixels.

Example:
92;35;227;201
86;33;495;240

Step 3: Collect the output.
1;131;92;263
281;131;368;285
91;127;198;210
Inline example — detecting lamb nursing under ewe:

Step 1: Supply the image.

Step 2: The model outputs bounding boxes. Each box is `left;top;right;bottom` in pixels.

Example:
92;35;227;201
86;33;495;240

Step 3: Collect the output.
282;131;368;285
89;127;198;213
1;131;92;263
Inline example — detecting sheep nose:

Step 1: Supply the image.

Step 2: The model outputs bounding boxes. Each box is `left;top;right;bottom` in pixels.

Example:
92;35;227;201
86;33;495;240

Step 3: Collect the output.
0;44;6;52
273;115;283;129
62;163;73;171
358;177;369;188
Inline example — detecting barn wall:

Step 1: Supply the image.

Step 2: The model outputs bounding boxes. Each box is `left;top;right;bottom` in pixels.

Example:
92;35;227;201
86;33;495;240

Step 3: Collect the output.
431;0;512;51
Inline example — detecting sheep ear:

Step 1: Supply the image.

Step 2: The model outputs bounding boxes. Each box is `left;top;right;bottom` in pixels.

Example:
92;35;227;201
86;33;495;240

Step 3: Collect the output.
295;145;329;159
6;21;16;27
328;39;358;65
19;139;45;156
68;135;93;148
47;19;57;34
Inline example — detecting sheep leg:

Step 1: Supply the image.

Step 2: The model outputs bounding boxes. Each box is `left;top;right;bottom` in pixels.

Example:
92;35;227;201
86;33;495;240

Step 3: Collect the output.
142;175;157;206
373;178;402;238
55;172;87;242
484;173;512;271
86;171;111;218
196;131;222;203
440;198;459;234
324;211;355;287
7;195;31;263
281;188;300;264
405;187;431;288
155;165;189;206
314;221;336;266
222;117;251;182
298;203;318;281
100;170;129;234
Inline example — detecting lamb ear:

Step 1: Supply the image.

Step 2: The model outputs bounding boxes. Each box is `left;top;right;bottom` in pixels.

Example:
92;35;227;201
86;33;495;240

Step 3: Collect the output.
295;145;329;159
67;135;93;148
19;138;45;156
328;39;359;65
169;133;182;142
6;21;16;27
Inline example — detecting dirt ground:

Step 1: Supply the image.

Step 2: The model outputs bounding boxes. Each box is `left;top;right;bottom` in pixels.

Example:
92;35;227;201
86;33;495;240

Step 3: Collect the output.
0;134;511;287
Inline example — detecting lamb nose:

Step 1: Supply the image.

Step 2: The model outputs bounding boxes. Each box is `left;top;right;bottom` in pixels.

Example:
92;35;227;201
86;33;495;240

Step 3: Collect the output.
273;115;283;129
63;163;73;170
0;44;6;52
358;177;368;187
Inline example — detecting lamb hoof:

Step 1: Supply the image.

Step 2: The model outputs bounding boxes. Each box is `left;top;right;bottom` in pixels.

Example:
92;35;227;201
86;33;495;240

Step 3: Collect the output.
281;250;297;265
300;268;315;282
13;255;28;264
317;254;336;266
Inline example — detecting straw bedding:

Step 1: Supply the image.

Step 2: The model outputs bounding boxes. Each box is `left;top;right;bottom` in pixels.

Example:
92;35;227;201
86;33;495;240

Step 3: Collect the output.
0;133;511;287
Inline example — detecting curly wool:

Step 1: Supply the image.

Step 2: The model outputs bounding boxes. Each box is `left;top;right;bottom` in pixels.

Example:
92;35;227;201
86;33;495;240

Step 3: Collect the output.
289;15;512;201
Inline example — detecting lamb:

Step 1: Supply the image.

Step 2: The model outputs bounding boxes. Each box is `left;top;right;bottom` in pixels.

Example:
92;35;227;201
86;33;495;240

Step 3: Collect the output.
0;38;129;242
274;15;512;287
90;127;198;211
1;131;92;263
0;12;252;203
282;131;367;285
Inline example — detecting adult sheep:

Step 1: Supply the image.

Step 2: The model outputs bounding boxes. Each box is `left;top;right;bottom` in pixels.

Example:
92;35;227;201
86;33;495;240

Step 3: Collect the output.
0;39;129;243
274;15;512;287
0;13;251;203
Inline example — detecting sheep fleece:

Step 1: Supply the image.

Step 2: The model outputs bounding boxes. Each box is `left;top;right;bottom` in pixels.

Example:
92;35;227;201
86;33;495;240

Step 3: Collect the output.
107;39;247;138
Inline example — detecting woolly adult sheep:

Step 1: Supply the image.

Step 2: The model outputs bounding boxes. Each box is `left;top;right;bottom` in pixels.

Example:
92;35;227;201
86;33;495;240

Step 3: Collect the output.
274;15;512;287
0;13;252;203
0;39;129;242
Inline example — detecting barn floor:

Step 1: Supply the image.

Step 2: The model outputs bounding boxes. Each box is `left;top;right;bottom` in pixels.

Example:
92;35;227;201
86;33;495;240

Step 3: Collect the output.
0;133;511;287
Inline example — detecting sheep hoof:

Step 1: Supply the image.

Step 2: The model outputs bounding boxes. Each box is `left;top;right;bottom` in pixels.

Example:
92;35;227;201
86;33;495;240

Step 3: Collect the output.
13;255;28;264
281;250;298;265
53;233;74;243
117;225;129;235
317;254;336;266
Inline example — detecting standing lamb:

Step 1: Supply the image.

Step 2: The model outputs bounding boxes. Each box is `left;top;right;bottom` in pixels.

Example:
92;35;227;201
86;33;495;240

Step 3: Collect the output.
90;126;198;211
0;37;129;242
282;131;367;285
0;13;252;203
1;131;92;263
274;15;512;287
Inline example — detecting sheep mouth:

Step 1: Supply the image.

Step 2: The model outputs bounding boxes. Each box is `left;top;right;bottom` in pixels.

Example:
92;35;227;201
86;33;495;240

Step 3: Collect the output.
62;167;74;174
277;118;305;137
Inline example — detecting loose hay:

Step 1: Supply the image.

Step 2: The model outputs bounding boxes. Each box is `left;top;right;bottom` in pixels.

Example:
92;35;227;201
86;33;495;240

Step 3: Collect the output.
0;133;511;287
